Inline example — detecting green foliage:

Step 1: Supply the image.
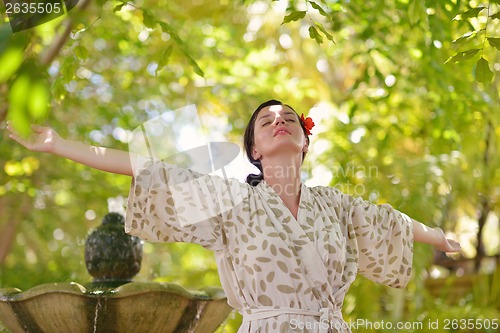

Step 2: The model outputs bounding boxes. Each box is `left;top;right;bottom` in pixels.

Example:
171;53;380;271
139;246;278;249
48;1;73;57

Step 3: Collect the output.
415;270;500;333
282;10;306;24
476;57;494;83
1;0;499;332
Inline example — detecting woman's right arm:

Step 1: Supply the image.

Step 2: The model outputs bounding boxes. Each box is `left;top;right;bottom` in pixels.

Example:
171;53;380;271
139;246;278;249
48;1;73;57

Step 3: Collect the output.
6;123;133;176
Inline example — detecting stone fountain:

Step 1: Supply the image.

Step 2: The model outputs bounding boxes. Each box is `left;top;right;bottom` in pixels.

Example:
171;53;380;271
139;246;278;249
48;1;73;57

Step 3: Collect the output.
0;212;232;333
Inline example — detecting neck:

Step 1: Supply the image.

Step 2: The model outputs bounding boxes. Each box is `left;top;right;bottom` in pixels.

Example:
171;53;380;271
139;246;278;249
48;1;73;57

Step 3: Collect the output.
261;154;302;199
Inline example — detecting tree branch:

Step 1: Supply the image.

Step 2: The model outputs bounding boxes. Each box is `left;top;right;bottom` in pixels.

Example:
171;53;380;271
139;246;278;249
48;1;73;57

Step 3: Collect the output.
39;0;93;66
0;196;30;265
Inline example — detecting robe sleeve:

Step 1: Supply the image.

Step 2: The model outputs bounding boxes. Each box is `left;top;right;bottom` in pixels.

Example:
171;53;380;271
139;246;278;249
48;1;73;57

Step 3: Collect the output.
345;195;414;288
125;160;244;251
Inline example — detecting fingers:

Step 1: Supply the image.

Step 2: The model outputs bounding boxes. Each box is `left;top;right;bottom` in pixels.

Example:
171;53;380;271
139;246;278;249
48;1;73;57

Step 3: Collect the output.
7;131;30;148
6;123;19;138
6;121;45;132
5;122;32;148
6;122;46;137
31;124;46;133
445;239;461;253
450;240;461;252
433;227;461;253
5;122;19;138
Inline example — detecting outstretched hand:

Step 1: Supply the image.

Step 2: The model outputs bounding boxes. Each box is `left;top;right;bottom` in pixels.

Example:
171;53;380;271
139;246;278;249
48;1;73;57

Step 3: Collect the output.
6;122;60;153
434;227;461;253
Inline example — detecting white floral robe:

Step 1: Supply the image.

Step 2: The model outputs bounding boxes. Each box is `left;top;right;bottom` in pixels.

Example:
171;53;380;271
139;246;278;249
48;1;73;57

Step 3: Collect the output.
125;161;413;333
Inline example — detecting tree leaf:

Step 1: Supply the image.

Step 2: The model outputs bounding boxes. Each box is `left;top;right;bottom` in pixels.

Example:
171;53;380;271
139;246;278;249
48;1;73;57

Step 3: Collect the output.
113;2;126;12
408;0;427;26
158;21;203;77
28;81;50;120
159;21;184;46
0;47;23;83
74;45;89;60
60;58;75;80
453;7;486;21
308;1;328;17
308;25;323;44
314;21;335;44
8;74;31;137
156;45;173;75
183;51;205;77
451;31;477;45
142;9;157;29
475;57;493;84
491;11;500;20
444;49;480;64
487;37;500;50
282;10;306;24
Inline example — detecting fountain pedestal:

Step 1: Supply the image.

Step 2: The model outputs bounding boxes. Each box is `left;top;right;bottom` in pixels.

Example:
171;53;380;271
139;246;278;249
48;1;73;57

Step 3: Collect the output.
0;282;230;333
0;212;232;332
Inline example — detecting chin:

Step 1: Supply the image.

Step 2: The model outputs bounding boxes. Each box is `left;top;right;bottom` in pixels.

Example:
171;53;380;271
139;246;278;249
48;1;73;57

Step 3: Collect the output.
265;141;303;155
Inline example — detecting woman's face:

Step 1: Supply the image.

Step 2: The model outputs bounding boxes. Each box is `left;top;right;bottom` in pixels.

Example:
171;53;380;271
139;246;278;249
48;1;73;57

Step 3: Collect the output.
251;104;308;161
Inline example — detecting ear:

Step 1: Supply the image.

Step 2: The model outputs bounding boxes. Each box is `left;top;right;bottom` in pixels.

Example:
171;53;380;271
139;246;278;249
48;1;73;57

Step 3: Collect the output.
302;139;309;153
252;147;262;160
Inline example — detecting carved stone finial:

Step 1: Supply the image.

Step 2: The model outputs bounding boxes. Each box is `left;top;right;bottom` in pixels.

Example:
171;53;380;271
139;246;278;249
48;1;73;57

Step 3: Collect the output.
84;212;142;283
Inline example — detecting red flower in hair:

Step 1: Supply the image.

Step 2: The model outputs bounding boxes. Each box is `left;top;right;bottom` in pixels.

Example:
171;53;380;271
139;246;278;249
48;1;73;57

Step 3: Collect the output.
300;113;315;136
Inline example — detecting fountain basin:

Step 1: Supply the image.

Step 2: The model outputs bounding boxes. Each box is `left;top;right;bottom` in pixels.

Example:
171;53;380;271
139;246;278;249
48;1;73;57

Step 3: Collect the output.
0;281;232;333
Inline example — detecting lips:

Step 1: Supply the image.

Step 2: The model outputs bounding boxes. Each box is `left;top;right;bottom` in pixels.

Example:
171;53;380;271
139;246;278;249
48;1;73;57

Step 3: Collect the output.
273;127;291;136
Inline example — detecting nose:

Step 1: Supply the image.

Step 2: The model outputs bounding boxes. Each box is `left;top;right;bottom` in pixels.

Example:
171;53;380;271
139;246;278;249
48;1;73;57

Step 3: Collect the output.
273;115;286;125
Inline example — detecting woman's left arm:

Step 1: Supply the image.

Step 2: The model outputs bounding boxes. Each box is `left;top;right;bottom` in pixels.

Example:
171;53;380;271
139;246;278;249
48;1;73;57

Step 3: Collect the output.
412;219;461;252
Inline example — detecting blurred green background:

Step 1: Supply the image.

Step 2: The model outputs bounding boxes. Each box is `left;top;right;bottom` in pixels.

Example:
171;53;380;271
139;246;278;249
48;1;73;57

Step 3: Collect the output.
1;0;499;332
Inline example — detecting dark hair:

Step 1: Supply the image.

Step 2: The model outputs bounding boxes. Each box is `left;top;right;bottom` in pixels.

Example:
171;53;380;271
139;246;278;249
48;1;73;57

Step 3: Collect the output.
243;99;310;186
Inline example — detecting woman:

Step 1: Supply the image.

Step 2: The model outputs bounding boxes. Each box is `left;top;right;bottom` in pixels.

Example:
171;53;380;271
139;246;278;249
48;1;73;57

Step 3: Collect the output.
7;99;460;332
